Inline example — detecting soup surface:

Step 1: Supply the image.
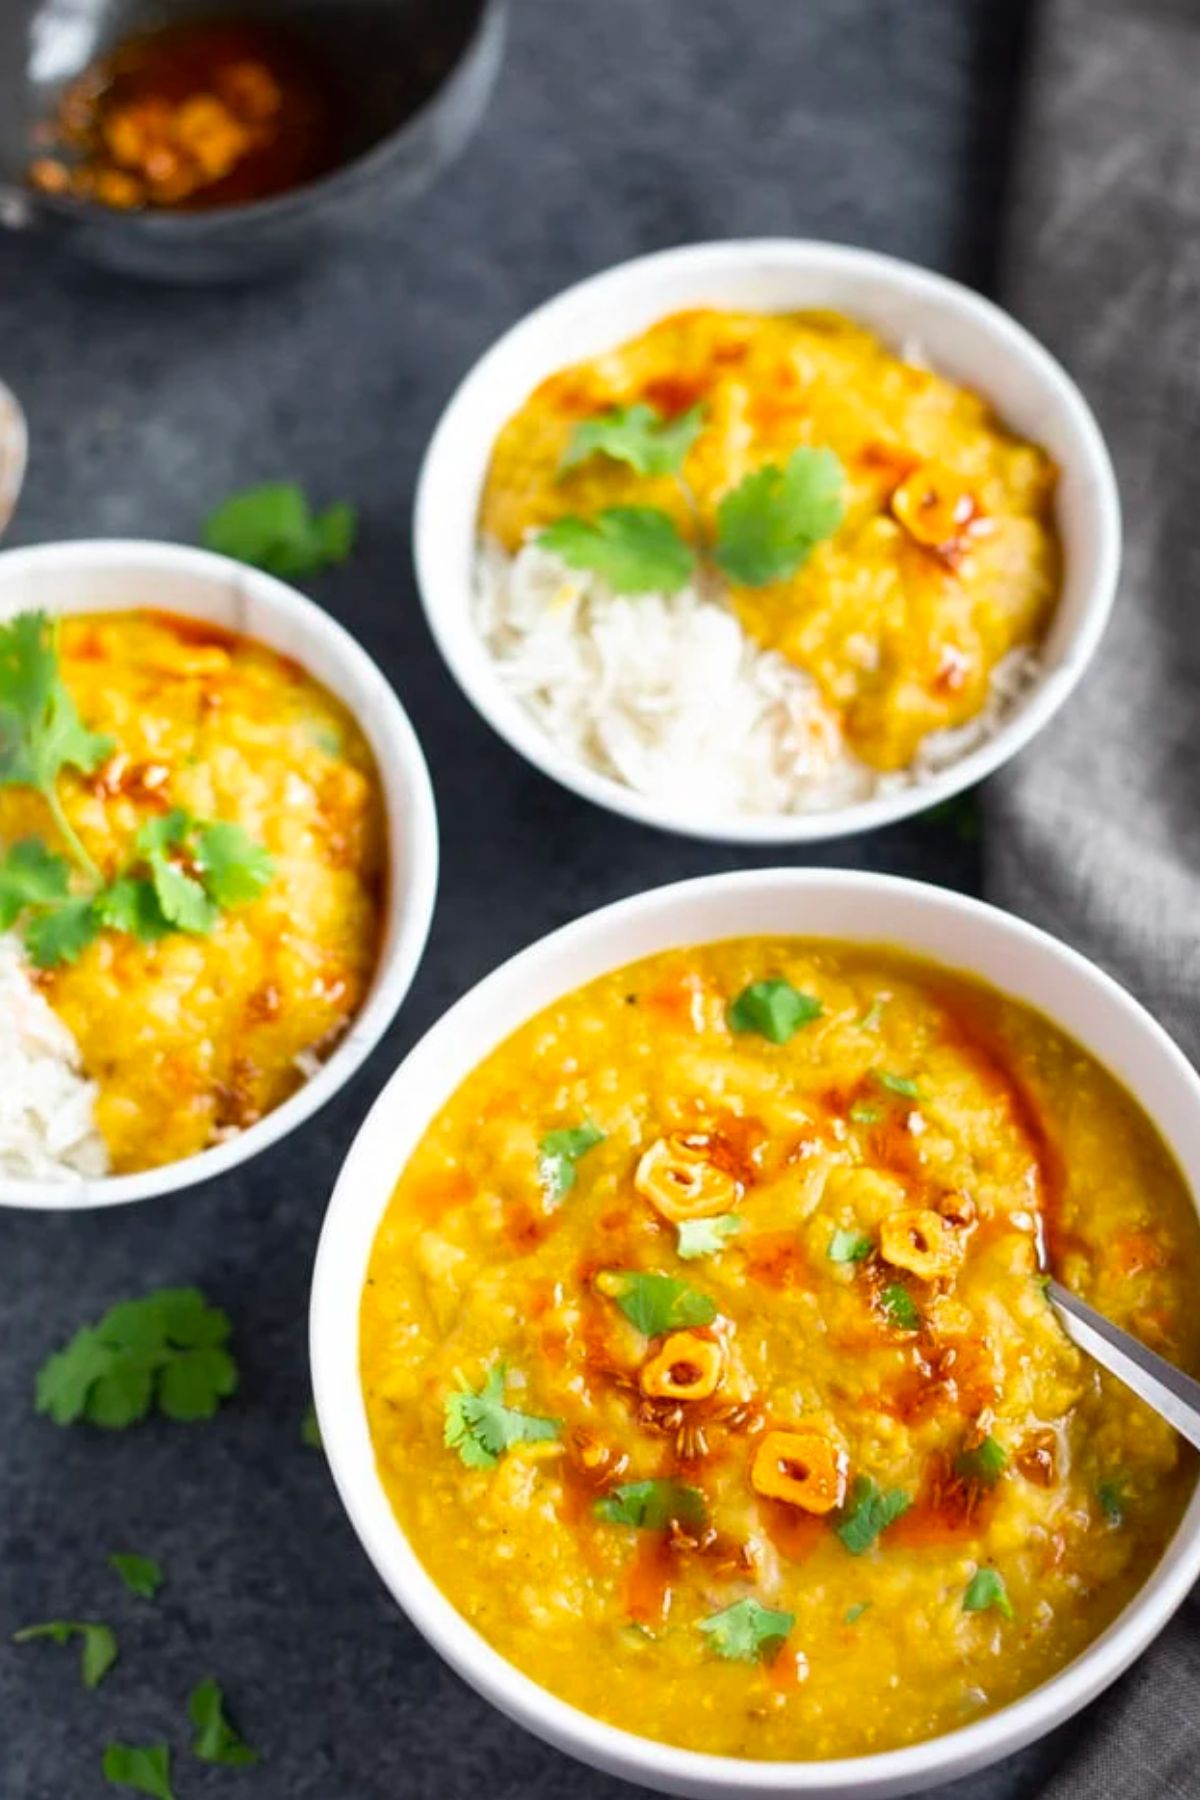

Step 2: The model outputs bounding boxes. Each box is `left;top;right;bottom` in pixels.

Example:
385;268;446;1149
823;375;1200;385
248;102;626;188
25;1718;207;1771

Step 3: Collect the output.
362;940;1199;1759
481;309;1060;774
0;610;385;1173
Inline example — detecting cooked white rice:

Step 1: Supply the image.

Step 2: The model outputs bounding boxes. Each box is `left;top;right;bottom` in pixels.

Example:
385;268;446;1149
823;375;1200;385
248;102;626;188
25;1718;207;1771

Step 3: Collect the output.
475;539;1037;819
0;933;108;1183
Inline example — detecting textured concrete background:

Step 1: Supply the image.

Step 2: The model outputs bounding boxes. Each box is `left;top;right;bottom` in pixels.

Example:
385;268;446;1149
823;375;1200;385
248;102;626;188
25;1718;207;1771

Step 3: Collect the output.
0;1;1080;1794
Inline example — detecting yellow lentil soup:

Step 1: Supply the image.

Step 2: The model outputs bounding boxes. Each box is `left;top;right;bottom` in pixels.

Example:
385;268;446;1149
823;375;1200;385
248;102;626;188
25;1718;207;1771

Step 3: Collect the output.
0;610;385;1173
361;940;1199;1760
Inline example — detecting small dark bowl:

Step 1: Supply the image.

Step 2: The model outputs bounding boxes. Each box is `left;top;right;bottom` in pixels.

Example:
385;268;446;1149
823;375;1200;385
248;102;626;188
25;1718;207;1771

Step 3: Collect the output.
0;0;504;282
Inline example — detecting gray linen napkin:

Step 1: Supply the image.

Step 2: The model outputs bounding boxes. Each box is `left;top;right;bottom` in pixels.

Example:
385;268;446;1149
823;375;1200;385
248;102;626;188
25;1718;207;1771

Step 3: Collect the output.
990;0;1200;1791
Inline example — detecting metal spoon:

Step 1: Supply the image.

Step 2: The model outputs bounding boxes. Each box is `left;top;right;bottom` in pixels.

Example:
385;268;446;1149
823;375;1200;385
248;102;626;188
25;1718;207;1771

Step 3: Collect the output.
0;377;27;538
1047;1278;1200;1453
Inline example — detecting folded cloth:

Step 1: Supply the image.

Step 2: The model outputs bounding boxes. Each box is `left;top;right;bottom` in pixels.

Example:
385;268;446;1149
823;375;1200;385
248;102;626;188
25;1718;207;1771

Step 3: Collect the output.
990;0;1200;1792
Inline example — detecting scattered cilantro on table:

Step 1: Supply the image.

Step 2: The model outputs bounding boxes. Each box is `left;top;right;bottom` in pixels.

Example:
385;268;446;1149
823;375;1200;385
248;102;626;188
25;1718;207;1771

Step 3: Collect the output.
201;482;356;579
35;1288;237;1428
102;1743;176;1798
596;1269;716;1336
698;1597;794;1662
714;447;845;586
538;506;696;596
594;1479;706;1531
443;1365;561;1469
12;1619;118;1688
728;979;822;1044
560;402;705;477
301;1403;323;1449
538;1118;605;1201
836;1476;911;1554
963;1566;1014;1620
109;1553;164;1600
676;1214;741;1260
189;1676;260;1767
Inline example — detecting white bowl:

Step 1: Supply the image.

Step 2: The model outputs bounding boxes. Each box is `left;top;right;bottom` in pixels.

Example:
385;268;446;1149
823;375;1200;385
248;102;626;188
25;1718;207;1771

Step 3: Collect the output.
0;539;439;1210
414;239;1120;845
311;869;1200;1800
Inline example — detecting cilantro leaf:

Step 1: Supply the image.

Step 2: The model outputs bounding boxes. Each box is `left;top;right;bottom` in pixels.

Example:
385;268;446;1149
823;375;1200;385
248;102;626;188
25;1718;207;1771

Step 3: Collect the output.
1097;1477;1127;1527
963;1566;1013;1620
714;448;845;587
597;1269;717;1336
828;1228;873;1265
698;1597;794;1662
94;877;172;942
102;1743;176;1799
24;897;101;969
538;1119;605;1201
676;1214;742;1260
881;1283;921;1332
835;1476;911;1554
35;1289;237;1429
538;506;695;596
0;613;111;877
301;1402;322;1449
875;1070;920;1099
443;1365;561;1469
0;838;70;929
594;1479;706;1530
728;979;822;1045
193;822;274;907
202;483;357;579
109;1553;163;1600
956;1435;1007;1487
844;1601;871;1624
561;402;705;477
13;1620;118;1688
147;853;218;935
189;1676;260;1767
849;1103;880;1124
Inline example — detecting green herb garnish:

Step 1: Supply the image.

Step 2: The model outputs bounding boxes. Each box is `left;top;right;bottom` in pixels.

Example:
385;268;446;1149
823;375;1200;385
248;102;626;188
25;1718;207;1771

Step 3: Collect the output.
189;1677;260;1767
0;612;112;878
594;1479;706;1531
1097;1477;1127;1527
596;1269;716;1336
676;1214;742;1260
714;448;845;587
828;1228;873;1265
13;1620;117;1688
35;1288;237;1429
202;482;356;579
881;1283;921;1332
538;1119;605;1201
537;506;695;596
108;1553;163;1600
844;1601;871;1625
963;1566;1013;1620
728;979;822;1045
849;1103;880;1124
301;1403;322;1449
956;1435;1007;1488
102;1743;176;1798
698;1597;794;1662
443;1365;560;1470
836;1476;911;1554
561;402;705;477
875;1070;920;1100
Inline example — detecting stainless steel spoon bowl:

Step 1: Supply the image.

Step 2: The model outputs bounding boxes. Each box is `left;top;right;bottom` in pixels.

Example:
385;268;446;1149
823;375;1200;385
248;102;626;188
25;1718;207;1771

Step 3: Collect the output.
1049;1278;1200;1452
0;381;27;538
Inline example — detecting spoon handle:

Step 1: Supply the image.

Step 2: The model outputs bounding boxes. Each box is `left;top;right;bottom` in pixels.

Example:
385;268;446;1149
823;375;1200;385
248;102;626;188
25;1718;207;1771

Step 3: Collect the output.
1048;1279;1200;1453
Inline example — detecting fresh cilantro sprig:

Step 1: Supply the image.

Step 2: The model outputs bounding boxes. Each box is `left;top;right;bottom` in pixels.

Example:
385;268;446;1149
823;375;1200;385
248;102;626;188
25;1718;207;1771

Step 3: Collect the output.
443;1365;561;1470
594;1479;706;1531
561;402;705;477
698;1597;794;1662
35;1288;237;1429
189;1677;260;1767
715;448;845;586
202;482;356;579
963;1566;1013;1620
539;507;696;596
956;1435;1007;1488
102;1743;176;1798
109;1553;164;1601
596;1269;716;1336
835;1476;911;1554
12;1619;118;1688
0;612;112;879
538;1119;605;1201
728;979;822;1044
880;1283;921;1332
676;1214;741;1260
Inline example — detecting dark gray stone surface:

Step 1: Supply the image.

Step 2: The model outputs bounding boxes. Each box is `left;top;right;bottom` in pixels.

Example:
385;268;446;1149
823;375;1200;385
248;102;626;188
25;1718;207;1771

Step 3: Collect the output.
0;0;1077;1794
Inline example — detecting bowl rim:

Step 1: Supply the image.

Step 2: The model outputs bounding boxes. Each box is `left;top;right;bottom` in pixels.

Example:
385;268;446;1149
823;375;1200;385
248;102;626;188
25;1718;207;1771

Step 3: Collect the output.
311;868;1200;1798
413;237;1121;846
0;536;439;1211
15;0;506;235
